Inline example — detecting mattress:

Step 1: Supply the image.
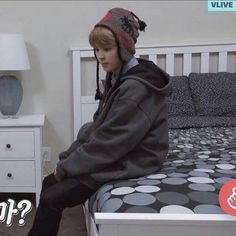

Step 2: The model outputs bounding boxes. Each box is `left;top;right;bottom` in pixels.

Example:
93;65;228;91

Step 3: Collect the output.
88;127;236;215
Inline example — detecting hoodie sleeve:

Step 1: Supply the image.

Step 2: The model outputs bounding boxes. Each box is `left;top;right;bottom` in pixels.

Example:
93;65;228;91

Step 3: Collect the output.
55;98;151;180
58;122;94;161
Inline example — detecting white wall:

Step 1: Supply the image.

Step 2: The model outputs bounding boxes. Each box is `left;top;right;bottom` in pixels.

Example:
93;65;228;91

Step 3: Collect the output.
0;1;235;172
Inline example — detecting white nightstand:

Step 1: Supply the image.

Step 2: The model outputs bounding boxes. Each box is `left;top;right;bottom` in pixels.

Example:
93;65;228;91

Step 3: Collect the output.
0;114;45;206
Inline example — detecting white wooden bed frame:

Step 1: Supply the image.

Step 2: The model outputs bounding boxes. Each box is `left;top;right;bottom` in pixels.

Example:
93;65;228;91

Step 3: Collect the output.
70;42;236;236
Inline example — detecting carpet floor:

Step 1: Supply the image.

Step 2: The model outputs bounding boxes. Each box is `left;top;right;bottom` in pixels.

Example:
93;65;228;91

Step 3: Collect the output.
0;193;88;236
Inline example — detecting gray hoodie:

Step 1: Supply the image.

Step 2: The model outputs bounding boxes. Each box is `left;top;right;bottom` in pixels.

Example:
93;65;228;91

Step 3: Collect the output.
56;58;172;189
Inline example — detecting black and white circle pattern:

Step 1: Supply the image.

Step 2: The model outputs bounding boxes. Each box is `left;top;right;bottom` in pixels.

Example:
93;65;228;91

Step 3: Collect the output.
89;127;236;214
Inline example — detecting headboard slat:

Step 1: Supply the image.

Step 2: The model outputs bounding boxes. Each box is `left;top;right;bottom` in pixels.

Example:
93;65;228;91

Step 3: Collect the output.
219;52;228;72
166;54;174;76
148;54;157;64
183;53;192;76
201;52;210;73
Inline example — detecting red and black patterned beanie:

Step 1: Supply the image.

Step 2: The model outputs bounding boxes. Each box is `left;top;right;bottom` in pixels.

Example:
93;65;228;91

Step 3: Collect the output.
95;8;147;62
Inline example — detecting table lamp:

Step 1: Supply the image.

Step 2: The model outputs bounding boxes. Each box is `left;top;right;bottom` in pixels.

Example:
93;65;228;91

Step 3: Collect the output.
0;34;30;117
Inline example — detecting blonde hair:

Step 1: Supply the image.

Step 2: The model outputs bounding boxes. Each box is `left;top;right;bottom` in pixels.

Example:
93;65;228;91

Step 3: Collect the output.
89;26;117;48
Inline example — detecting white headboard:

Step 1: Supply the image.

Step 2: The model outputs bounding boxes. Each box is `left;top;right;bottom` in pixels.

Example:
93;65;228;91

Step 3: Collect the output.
70;42;236;139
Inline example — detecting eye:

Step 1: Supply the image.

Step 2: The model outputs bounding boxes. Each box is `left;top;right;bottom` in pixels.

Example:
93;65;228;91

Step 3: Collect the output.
95;48;100;53
104;47;111;52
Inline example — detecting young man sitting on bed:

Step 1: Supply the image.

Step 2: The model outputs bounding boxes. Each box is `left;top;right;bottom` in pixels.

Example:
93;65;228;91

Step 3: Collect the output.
28;7;171;236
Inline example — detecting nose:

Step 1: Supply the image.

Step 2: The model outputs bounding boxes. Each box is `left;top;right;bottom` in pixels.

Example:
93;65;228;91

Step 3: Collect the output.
96;50;105;61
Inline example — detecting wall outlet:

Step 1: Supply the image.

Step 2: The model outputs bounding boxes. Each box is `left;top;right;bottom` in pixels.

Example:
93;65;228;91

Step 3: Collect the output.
42;146;51;162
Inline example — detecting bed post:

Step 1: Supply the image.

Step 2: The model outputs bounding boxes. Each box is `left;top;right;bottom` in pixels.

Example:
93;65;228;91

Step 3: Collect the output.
72;49;82;140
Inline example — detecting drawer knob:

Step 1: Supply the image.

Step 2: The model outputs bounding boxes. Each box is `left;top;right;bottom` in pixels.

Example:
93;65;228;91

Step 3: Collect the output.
6;144;11;149
7;173;12;178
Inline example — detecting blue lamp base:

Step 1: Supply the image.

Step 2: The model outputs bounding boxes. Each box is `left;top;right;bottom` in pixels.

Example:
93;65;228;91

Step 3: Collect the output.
0;75;23;117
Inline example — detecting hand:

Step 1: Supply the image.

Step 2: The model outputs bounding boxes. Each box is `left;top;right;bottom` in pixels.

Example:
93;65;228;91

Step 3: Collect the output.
54;164;67;182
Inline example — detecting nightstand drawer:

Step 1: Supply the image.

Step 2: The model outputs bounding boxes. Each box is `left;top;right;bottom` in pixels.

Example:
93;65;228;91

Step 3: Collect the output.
0;131;34;158
0;161;35;187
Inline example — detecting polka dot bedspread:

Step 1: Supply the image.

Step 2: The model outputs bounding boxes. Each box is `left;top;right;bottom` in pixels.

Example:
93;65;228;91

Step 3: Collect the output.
88;127;236;215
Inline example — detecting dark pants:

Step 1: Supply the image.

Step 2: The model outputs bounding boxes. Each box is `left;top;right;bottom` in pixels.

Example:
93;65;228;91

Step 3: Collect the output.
28;173;95;236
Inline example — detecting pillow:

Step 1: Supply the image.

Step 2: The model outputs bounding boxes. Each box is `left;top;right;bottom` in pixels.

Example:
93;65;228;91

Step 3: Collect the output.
189;72;236;116
168;76;196;117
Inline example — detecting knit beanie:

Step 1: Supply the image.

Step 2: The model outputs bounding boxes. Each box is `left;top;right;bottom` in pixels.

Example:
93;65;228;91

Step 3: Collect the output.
94;8;146;100
95;8;146;62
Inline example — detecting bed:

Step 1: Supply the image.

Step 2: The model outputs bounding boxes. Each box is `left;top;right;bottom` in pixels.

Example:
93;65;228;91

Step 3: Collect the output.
70;42;236;236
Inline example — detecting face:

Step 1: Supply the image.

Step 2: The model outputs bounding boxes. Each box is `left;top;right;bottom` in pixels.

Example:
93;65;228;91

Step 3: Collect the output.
95;46;122;74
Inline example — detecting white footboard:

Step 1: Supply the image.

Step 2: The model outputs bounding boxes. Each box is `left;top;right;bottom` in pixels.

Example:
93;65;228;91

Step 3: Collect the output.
95;213;236;236
83;203;236;236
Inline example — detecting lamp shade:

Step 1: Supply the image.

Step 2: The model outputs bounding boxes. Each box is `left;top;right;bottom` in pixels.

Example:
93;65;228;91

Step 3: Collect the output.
0;34;30;71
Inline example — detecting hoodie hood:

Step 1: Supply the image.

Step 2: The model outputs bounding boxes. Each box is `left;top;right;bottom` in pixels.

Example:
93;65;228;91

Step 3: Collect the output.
121;58;172;96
